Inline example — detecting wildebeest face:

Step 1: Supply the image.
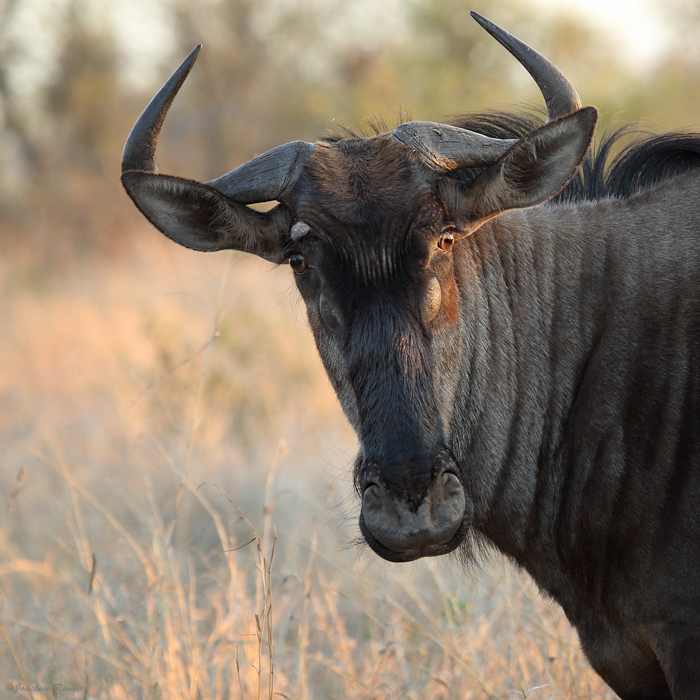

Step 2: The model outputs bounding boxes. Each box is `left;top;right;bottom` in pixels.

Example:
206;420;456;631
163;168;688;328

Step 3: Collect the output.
287;136;472;562
120;14;597;564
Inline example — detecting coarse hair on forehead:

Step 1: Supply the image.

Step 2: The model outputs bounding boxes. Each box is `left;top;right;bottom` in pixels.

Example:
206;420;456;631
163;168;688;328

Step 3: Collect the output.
302;134;431;225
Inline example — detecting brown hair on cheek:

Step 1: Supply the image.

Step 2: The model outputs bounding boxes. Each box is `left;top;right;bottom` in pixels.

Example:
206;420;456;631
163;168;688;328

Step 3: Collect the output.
429;258;460;332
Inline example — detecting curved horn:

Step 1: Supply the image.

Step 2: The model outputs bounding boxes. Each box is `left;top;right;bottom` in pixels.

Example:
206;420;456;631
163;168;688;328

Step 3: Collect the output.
392;121;518;171
120;47;318;262
206;140;316;204
391;15;582;172
470;11;581;121
122;46;201;173
122;46;315;203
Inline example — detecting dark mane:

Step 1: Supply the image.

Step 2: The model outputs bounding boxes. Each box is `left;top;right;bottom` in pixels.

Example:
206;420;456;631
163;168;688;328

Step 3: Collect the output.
321;118;396;143
452;110;700;203
320;110;700;203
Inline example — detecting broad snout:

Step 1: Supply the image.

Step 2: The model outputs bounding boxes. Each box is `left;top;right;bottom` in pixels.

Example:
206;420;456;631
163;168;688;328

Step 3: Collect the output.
359;450;472;563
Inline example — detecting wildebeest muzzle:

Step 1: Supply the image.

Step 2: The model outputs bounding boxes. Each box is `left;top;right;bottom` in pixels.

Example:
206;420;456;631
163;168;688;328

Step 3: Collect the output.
358;448;472;562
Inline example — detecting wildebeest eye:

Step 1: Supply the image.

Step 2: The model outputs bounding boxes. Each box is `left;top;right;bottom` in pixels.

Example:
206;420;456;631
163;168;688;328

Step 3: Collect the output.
438;231;455;252
289;253;308;273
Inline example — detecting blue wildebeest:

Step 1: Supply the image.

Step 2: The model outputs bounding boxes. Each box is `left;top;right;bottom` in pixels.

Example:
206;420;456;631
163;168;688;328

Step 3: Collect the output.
121;12;700;699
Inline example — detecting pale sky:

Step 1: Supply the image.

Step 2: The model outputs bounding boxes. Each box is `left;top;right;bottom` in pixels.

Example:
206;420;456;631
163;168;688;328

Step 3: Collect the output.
1;0;676;97
532;0;671;71
98;0;677;78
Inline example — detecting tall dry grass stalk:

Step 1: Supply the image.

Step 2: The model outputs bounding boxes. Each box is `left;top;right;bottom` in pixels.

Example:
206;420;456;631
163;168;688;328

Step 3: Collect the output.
0;238;617;698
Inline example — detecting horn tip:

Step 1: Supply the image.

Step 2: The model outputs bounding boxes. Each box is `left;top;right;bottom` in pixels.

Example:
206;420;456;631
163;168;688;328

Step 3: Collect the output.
470;11;509;42
469;11;491;29
121;44;204;174
182;44;203;72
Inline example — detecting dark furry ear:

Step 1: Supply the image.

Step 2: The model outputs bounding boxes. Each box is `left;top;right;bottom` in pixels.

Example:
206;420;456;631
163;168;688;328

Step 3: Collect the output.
440;107;598;235
121;171;289;262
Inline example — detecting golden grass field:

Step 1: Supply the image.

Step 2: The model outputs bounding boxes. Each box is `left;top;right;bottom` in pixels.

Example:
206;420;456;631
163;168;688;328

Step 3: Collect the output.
0;226;618;698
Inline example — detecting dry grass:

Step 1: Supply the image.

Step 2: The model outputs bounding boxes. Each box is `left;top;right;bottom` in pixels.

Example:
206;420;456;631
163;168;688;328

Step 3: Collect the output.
0;231;616;699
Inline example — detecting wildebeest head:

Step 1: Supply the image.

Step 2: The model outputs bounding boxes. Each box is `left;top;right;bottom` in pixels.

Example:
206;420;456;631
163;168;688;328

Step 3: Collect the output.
121;13;597;563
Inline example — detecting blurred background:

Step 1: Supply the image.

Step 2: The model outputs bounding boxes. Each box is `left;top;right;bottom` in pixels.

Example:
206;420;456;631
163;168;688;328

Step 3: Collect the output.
1;0;699;697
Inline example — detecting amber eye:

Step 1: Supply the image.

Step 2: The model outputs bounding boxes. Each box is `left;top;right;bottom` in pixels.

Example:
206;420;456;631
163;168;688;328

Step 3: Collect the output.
289;253;308;274
438;231;455;251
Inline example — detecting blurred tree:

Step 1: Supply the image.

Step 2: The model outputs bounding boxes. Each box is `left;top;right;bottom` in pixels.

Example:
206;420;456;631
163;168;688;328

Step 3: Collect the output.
630;0;700;129
0;0;40;194
165;0;283;178
45;3;120;173
0;0;130;264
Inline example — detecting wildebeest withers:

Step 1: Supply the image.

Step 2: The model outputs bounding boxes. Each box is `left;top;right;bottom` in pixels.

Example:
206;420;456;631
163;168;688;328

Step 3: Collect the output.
121;12;700;699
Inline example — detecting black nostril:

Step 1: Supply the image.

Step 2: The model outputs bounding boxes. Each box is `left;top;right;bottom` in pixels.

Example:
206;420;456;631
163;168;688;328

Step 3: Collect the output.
362;483;382;505
360;461;468;556
359;469;380;494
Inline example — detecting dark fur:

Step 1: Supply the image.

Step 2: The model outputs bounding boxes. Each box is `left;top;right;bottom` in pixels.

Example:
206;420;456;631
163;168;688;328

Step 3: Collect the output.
125;96;700;698
312;111;700;699
439;111;700;700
